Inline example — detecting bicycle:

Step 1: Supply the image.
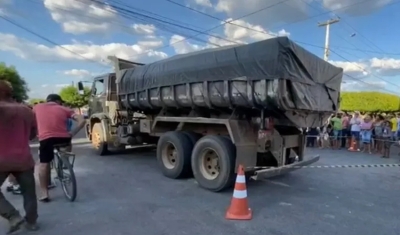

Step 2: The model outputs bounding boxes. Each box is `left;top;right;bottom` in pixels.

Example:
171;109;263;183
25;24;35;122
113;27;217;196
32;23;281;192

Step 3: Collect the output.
50;144;77;202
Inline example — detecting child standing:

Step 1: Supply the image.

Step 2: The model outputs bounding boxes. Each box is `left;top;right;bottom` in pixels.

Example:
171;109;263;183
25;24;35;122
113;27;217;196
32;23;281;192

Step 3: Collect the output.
319;123;331;149
360;115;373;154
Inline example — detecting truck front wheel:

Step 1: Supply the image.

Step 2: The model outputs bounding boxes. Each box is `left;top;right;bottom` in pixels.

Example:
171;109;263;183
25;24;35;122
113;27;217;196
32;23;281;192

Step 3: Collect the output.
191;135;236;192
157;131;193;179
91;123;109;156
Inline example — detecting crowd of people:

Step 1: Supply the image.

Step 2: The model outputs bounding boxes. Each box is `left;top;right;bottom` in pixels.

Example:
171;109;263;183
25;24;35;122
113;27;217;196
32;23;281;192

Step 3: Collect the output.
305;111;400;158
0;80;85;233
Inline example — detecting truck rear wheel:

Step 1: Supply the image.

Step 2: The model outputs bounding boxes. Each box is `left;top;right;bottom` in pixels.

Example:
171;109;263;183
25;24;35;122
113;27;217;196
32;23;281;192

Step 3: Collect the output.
191;135;236;192
157;131;193;179
182;131;202;145
91;123;109;156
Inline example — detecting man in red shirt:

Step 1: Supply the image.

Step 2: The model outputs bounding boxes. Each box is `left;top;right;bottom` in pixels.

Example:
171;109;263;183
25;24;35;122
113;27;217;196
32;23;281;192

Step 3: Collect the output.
33;94;85;202
0;80;38;233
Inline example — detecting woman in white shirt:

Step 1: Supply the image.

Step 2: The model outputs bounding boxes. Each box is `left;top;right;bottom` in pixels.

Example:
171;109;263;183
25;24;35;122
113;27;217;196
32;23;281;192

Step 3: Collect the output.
349;111;362;151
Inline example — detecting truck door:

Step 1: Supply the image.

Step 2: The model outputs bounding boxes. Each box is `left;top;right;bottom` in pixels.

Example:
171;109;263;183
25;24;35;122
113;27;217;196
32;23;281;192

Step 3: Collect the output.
89;78;106;116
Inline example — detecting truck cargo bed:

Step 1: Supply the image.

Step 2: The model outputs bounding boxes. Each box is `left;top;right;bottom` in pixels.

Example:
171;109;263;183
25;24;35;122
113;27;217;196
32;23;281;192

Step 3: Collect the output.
118;37;343;127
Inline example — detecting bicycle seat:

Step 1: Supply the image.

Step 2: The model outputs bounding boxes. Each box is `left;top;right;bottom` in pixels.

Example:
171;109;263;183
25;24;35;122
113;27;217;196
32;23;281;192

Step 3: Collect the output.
54;143;71;148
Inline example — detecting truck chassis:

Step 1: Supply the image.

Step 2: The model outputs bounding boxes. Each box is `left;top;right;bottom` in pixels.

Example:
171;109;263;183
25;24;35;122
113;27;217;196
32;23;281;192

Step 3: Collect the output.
85;107;319;192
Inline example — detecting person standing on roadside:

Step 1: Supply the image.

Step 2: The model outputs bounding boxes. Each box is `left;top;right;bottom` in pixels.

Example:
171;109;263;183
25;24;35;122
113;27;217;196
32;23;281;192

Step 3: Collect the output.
373;115;384;154
0;80;39;233
396;113;400;140
341;113;350;148
349;111;362;151
330;113;342;149
382;120;393;158
389;114;398;141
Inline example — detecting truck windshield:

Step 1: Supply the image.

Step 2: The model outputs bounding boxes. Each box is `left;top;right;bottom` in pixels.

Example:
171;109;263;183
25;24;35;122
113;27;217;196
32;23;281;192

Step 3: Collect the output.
93;79;104;96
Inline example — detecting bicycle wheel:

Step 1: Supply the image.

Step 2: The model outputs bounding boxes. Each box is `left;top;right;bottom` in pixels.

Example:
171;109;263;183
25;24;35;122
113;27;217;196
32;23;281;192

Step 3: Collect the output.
56;154;77;202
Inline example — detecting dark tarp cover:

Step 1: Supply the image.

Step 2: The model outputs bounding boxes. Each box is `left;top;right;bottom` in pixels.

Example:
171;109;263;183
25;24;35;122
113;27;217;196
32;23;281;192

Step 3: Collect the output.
119;36;343;113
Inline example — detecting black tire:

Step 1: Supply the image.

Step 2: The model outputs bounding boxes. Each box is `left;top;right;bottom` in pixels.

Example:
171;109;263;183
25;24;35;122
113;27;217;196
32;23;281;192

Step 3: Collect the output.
182;131;202;146
157;131;193;179
92;123;109;156
191;135;236;192
57;155;77;202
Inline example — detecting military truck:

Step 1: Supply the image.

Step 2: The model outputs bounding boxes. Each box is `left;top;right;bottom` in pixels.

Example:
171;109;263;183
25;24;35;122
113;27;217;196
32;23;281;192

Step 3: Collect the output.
78;37;343;192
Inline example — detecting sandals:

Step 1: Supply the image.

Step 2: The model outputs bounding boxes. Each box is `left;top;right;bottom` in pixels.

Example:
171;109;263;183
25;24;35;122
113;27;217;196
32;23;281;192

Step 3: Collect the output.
38;197;51;203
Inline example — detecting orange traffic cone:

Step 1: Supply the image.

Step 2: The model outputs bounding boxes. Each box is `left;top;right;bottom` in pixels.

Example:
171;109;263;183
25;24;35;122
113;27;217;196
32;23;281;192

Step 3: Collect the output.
225;165;252;220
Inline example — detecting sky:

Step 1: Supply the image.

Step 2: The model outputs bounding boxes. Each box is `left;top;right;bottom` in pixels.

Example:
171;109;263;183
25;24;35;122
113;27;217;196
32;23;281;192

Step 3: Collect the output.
0;0;400;99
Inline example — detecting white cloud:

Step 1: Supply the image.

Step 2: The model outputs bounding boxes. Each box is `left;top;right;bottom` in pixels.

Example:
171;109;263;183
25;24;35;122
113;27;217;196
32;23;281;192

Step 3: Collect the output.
193;0;212;7
332;58;400;92
329;60;369;77
132;24;157;35
170;18;289;54
222;18;289;42
211;0;393;26
55;83;70;88
330;58;400;79
43;0;118;34
341;80;387;91
30;83;71;98
214;0;311;26
322;0;393;16
137;40;163;49
61;69;93;78
369;58;400;77
0;0;10;16
0;33;168;64
170;35;205;54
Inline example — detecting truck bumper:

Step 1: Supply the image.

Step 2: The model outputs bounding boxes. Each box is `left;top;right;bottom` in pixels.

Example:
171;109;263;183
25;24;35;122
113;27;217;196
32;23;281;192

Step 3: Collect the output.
250;155;320;180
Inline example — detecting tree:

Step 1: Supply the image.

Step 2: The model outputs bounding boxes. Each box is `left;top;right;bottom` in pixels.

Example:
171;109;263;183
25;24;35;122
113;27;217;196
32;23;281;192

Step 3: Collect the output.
0;63;29;102
59;85;91;108
340;92;400;112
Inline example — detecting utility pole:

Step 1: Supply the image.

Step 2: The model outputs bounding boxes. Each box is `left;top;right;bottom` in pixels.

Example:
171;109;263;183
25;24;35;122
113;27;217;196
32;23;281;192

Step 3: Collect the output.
318;18;340;61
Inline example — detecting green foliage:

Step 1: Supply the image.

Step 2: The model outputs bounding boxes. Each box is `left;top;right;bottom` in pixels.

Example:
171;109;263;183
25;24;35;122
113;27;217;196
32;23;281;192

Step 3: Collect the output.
28;98;45;105
59;85;91;108
340;92;400;112
0;63;29;102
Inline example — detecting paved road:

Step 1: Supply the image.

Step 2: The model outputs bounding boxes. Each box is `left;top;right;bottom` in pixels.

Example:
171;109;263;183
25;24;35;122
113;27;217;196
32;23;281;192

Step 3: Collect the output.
1;140;400;235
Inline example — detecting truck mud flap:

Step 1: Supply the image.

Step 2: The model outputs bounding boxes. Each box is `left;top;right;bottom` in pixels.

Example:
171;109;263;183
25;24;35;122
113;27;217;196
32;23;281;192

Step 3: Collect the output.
250;155;320;180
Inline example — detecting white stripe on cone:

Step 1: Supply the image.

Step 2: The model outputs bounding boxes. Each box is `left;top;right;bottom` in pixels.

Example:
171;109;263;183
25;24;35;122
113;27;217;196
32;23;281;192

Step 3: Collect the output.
236;175;246;183
233;189;247;199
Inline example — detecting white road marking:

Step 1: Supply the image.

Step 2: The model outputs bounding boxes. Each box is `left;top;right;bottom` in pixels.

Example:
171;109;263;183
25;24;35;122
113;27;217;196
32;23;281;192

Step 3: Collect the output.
263;180;291;187
279;202;292;206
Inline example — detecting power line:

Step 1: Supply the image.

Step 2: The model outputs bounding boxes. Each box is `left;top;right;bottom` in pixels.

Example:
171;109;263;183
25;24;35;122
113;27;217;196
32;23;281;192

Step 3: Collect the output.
165;0;400;93
270;0;386;30
166;0;400;56
74;0;221;46
87;0;243;46
330;48;400;94
342;23;384;53
79;0;290;58
0;14;108;68
298;0;400;92
2;0;399;95
301;0;397;58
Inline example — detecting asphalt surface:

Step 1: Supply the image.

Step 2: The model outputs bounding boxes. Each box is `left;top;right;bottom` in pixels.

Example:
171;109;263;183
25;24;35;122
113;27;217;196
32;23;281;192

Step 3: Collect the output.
1;133;400;235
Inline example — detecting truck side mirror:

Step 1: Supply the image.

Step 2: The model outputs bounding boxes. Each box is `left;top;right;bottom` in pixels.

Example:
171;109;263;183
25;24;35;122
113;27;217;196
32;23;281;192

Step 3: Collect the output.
77;82;84;95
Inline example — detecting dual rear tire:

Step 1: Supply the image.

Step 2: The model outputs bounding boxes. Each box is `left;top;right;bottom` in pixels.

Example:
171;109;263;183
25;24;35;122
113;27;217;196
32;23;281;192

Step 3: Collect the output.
156;132;236;192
